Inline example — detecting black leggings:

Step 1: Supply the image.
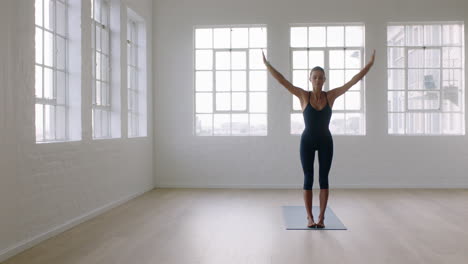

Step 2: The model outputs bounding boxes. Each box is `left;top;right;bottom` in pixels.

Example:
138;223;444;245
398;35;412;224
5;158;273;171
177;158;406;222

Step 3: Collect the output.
300;132;333;190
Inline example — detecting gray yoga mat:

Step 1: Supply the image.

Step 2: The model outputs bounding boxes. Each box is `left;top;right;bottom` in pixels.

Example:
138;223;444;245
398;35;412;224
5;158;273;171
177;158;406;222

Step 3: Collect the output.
282;206;347;230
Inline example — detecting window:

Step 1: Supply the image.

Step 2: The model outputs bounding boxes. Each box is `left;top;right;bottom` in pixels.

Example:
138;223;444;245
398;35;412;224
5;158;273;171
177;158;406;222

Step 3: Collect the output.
290;24;366;135
387;22;465;135
127;9;147;137
35;0;78;142
91;0;112;139
194;26;268;136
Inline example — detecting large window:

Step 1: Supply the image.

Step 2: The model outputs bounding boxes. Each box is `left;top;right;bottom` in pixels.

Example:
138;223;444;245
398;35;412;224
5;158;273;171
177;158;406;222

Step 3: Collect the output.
91;0;111;138
387;23;465;135
194;26;268;136
35;0;70;142
127;9;147;138
290;24;366;135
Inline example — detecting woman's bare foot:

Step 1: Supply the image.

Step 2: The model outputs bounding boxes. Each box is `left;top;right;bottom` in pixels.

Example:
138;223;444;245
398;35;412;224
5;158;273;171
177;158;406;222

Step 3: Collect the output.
307;216;317;228
316;215;325;228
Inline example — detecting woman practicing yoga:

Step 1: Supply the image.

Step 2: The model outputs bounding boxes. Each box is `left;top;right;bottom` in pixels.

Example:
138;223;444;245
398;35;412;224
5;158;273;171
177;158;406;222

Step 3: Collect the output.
263;50;375;228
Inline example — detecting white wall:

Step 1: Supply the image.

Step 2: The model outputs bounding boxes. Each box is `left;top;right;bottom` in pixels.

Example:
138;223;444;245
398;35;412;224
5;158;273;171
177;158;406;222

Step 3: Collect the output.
152;0;468;188
0;0;154;261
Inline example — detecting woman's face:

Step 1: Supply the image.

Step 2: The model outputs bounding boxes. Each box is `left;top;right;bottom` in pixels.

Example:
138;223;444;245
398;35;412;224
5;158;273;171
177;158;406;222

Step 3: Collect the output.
309;70;326;89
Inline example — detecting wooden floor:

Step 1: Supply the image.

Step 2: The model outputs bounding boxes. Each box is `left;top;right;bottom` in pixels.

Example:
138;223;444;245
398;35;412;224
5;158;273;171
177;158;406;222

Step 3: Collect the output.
3;188;468;264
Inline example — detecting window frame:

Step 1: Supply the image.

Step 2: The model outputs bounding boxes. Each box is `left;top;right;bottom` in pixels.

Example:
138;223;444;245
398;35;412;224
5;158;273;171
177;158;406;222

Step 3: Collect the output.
387;22;465;135
35;0;69;143
194;25;268;136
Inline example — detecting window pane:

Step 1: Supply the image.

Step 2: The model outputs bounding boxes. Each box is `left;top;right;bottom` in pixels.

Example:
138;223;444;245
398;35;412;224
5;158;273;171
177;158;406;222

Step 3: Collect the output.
215;51;230;70
231;51;246;70
388;113;405;134
424;25;441;46
250;114;267;135
388;69;405;90
291;27;307;48
231;28;248;48
345;70;361;91
345;26;363;47
330;113;345;134
408;91;424;110
292;50;307;69
232;92;246;110
216;93;231;111
56;70;66;104
406;25;423;46
214;114;230;135
443;24;462;46
196;71;213;92
35;66;43;98
388;91;405;112
408;49;423;68
293;96;301;111
308;50;324;69
345;92;360;110
56;105;66;139
424;49;440;68
329;70;344;89
249;27;266;48
56;36;66;70
293;70;308;90
329;50;344;69
249;92;267;113
96;81;101;105
406;112;424;134
407;69;424;90
195;28;212;49
443;47;462;68
196;93;213;113
231;71;246;91
425;112;441;134
44;30;53;67
345;113;363;134
196;50;213;70
333;95;344;110
308;27;326;47
56;1;66;36
249;49;266;69
196;114;212;136
423;91;440;110
44;0;54;31
231;114;248;135
327;26;344;47
214;28;230;48
249;71;267;91
387;25;405;46
442;113;463;134
345;50;361;68
388;47;405;68
442;69;462;111
35;0;43;27
44;104;55;140
35;104;44;140
35;28;43;64
424;69;440;89
291;113;304;134
215;71;230;91
44;67;54;99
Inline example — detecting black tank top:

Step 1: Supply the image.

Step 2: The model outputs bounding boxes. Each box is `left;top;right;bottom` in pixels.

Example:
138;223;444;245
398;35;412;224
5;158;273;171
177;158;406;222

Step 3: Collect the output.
303;91;332;134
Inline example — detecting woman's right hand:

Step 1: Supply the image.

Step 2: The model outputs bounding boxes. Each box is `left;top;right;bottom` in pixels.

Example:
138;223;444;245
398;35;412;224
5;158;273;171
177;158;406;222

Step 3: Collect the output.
262;50;268;66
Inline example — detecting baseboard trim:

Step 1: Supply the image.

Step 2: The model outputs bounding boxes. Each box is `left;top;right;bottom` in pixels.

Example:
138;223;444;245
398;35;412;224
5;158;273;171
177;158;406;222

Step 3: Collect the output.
0;186;154;263
155;183;468;189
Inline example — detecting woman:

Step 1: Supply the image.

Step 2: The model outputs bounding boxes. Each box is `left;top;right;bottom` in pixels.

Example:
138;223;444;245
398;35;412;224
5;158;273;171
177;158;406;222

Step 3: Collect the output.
262;50;375;228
